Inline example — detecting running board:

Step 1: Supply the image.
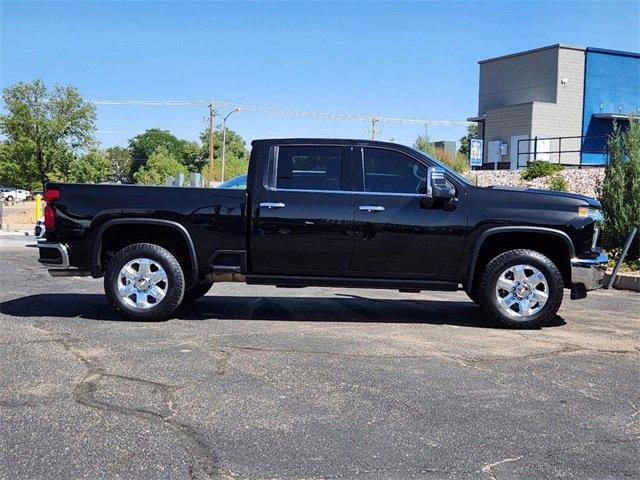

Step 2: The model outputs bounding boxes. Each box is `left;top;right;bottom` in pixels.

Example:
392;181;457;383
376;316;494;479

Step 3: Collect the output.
48;269;91;277
245;275;459;291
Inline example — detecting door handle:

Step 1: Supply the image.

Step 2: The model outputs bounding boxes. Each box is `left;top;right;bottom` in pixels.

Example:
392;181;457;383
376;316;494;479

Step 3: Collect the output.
260;202;286;209
358;205;385;212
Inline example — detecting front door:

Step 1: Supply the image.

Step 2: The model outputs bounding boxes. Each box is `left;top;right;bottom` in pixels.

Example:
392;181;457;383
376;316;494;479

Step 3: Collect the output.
350;147;467;280
251;144;355;274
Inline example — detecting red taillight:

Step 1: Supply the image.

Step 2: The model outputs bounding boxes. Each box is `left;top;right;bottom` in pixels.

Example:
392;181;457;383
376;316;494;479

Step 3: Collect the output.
43;188;60;202
43;187;60;230
44;204;55;230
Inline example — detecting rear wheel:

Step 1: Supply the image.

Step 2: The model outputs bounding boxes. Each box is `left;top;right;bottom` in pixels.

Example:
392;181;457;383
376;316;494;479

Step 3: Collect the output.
478;249;563;328
104;243;185;321
182;282;213;303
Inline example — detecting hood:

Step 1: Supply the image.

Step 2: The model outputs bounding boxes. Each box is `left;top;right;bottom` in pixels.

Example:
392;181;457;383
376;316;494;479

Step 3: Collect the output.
487;185;601;207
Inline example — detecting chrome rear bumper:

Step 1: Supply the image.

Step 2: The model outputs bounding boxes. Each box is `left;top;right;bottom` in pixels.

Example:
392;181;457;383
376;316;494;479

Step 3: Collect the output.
571;252;608;291
37;240;70;269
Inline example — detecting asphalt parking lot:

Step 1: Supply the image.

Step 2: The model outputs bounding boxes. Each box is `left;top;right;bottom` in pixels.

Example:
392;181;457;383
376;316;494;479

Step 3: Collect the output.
1;236;639;480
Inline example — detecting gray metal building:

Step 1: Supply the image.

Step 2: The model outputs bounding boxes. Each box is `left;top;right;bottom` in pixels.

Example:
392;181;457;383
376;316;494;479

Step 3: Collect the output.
470;43;640;169
469;44;587;169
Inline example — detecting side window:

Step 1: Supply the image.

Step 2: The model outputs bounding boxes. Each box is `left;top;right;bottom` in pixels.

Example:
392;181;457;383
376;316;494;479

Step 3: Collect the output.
363;148;427;194
275;146;342;191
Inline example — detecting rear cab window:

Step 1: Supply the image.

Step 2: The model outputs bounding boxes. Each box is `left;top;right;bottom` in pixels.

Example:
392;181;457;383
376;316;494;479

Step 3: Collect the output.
269;145;345;191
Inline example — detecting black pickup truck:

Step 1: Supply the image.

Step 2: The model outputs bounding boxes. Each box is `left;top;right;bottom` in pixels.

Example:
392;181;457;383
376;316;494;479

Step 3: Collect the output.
37;138;607;327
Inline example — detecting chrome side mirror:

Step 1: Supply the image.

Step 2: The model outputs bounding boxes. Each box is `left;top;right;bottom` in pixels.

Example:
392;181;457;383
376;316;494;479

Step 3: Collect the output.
420;166;456;209
430;167;455;200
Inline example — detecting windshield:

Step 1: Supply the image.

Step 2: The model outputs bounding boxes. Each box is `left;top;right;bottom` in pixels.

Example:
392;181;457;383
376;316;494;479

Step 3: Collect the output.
218;174;247;189
408;146;472;186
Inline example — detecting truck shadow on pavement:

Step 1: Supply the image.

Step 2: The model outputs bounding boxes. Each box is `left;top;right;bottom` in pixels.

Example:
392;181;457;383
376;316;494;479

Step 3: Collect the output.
0;293;566;328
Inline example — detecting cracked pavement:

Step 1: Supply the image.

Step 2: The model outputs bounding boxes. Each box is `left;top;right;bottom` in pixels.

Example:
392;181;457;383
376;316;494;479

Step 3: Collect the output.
1;236;639;479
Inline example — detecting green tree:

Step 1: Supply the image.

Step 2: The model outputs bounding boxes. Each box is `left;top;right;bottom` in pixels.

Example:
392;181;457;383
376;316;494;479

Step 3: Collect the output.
106;146;133;183
413;133;436;156
414;133;467;173
128;129;207;174
129;129;187;173
0;141;26;187
65;149;112;183
0;80;96;189
600;118;640;258
458;124;479;158
180;140;207;172
200;128;249;182
133;146;188;185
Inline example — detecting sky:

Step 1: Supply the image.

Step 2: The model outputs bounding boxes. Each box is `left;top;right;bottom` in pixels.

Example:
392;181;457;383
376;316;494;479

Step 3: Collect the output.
1;0;639;150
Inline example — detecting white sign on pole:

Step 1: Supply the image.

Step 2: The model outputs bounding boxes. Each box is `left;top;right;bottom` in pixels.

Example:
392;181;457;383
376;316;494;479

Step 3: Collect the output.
469;139;483;167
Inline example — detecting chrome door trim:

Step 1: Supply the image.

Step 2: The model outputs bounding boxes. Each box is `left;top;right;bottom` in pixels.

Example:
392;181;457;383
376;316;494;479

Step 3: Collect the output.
358;205;386;212
265;186;428;198
259;202;286;209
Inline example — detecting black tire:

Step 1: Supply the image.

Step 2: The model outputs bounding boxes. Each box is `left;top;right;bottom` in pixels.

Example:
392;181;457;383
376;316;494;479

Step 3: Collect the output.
104;243;185;321
477;249;564;329
182;282;213;303
6;195;13;202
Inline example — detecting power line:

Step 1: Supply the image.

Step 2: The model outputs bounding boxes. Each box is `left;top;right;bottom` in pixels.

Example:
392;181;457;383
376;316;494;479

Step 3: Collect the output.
92;99;471;126
97;130;202;135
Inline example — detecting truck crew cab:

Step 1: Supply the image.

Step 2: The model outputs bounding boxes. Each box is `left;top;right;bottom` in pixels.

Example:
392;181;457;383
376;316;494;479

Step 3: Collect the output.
37;139;607;328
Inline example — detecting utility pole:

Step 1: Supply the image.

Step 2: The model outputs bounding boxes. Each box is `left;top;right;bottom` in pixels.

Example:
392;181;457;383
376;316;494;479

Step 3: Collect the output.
208;102;215;172
370;117;379;140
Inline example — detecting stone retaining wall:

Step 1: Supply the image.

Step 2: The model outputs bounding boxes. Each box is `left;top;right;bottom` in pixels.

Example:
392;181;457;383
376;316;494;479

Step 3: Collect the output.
464;168;605;198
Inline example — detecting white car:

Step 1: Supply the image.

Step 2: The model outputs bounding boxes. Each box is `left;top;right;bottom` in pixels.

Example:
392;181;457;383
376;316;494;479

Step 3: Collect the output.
2;188;30;202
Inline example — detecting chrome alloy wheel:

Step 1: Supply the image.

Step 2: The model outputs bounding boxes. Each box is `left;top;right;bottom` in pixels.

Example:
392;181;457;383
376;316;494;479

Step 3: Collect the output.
117;258;168;309
495;264;549;318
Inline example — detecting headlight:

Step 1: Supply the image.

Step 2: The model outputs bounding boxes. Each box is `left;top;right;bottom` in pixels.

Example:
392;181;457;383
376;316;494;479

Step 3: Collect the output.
578;206;604;221
578;207;604;250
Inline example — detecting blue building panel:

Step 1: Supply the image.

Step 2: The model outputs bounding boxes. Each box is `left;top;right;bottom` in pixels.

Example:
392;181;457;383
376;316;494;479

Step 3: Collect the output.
581;48;640;165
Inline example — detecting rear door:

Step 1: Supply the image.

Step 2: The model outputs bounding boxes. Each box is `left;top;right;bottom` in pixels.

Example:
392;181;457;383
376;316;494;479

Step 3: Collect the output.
350;146;467;280
250;144;355;274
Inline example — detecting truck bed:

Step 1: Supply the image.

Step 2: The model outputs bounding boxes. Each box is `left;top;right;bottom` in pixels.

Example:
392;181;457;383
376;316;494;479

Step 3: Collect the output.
45;183;248;274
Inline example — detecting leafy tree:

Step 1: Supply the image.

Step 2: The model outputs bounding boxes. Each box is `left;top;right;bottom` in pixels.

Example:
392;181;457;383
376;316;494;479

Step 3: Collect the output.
128;129;207;174
106;146;133;183
413;133;436;156
129;129;187;173
0;79;96;189
65;149;112;184
180;140;207;172
413;134;467;173
133;146;188;185
600;118;640;258
0;141;26;187
458;124;479;158
200;127;249;182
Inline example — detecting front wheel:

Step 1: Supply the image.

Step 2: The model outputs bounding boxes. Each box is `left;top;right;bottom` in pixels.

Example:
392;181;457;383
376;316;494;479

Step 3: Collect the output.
104;243;185;321
477;249;564;328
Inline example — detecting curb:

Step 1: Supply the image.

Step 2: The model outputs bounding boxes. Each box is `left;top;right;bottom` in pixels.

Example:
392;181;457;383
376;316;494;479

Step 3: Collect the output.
604;273;640;292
